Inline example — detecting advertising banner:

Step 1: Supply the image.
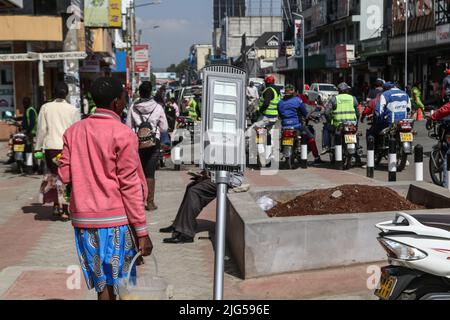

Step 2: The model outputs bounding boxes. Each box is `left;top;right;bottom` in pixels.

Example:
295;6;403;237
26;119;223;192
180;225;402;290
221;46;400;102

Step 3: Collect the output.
294;19;303;58
109;0;122;28
357;0;384;41
134;44;149;73
392;0;434;35
85;0;109;27
85;0;122;28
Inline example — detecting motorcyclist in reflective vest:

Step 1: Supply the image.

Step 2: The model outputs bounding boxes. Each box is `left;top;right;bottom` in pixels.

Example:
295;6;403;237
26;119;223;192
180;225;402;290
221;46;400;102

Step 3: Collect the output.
322;82;359;151
411;81;424;118
22;97;38;136
257;75;280;120
187;89;202;121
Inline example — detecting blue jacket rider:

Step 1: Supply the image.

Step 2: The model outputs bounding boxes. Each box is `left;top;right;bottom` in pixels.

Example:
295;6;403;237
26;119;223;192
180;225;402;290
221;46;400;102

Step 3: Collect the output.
277;84;322;164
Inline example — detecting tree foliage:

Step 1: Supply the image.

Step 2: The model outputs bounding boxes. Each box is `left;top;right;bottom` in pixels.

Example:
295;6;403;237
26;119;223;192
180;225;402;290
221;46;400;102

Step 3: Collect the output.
167;59;189;77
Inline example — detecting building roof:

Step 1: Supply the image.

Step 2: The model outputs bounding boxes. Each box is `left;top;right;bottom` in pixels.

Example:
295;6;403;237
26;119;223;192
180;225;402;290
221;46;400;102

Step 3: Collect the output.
254;32;282;49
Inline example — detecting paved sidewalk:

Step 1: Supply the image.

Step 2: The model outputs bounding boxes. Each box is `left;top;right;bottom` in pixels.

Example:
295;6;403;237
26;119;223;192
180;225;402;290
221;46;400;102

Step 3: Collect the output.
0;145;383;300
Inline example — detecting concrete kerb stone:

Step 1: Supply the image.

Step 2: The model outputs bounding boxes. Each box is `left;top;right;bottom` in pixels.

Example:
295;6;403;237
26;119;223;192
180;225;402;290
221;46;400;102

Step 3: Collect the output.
226;181;450;279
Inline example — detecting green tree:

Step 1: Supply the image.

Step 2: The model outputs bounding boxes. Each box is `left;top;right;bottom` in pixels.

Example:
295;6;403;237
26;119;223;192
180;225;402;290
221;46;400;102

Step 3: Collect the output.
167;59;189;78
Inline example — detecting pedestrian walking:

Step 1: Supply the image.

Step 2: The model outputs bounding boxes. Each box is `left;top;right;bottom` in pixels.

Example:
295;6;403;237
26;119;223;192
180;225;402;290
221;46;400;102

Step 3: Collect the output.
126;81;168;211
58;77;153;301
35;82;80;220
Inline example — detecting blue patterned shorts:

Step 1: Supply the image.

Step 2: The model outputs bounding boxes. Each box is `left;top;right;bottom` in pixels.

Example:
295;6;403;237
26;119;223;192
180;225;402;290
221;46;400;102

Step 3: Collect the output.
74;225;138;295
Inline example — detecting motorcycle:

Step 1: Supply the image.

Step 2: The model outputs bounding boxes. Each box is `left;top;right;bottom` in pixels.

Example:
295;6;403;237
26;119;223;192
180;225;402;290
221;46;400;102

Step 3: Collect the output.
427;118;450;187
330;120;363;170
6;119;36;174
374;118;415;172
171;116;196;171
254;118;278;168
374;212;450;300
280;116;318;170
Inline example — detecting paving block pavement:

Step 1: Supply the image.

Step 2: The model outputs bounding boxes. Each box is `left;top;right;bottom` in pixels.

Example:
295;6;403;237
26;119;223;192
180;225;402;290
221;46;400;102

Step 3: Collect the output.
0;144;386;300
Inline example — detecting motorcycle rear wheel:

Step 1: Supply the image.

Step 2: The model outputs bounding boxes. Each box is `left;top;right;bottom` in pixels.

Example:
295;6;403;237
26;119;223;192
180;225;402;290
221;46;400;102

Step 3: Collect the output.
16;160;24;174
397;150;408;172
343;154;352;170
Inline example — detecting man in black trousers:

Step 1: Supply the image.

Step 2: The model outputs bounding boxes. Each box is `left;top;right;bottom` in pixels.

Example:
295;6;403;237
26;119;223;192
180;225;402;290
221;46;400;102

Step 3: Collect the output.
160;171;243;244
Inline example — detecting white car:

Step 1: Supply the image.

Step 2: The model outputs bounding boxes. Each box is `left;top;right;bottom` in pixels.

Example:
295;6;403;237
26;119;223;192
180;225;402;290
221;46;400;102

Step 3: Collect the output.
306;83;338;104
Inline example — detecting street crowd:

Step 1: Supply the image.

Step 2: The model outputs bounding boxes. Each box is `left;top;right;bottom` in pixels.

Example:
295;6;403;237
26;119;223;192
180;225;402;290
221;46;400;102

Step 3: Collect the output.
11;68;450;300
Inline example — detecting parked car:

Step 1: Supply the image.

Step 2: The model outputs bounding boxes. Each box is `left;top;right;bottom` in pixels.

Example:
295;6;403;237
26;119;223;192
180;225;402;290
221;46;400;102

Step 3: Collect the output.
306;83;338;104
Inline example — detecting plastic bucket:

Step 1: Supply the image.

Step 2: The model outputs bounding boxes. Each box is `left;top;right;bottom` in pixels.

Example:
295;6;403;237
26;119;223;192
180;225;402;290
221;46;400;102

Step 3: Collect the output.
118;253;173;300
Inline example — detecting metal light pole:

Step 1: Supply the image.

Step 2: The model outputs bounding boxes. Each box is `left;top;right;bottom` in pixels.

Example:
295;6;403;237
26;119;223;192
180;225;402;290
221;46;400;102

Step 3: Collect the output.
404;0;408;89
292;12;305;93
129;0;162;95
138;26;160;44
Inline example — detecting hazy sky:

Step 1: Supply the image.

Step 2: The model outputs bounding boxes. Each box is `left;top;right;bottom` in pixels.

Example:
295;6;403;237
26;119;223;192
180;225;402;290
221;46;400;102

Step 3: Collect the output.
136;0;213;69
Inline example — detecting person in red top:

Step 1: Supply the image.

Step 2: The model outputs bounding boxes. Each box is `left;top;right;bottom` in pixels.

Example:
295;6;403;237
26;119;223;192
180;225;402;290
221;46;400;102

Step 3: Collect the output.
59;77;153;300
430;102;450;121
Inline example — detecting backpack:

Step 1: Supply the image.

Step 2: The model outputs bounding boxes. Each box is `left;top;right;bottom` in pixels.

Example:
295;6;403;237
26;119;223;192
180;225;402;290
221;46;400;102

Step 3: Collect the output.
136;110;157;149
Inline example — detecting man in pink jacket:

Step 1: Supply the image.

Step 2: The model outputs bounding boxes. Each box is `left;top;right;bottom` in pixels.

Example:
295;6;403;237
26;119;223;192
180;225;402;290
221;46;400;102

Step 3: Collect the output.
58;77;152;300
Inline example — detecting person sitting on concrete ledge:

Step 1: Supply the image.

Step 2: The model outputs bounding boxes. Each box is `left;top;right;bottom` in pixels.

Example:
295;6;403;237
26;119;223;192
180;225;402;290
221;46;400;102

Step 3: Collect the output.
160;171;244;244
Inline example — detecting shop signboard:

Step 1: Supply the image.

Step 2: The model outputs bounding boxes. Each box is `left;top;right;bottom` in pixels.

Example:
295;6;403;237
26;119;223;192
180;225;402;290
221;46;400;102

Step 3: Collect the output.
335;44;355;69
436;23;450;44
306;41;321;56
79;55;101;73
294;19;303;58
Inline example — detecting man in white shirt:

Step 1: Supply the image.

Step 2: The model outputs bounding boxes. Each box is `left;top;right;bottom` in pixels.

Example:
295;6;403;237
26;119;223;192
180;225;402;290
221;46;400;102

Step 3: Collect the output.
35;82;80;219
246;81;260;123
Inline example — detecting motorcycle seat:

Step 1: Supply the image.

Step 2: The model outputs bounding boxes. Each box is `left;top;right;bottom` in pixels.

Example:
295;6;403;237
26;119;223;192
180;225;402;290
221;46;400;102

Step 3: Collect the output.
412;214;450;232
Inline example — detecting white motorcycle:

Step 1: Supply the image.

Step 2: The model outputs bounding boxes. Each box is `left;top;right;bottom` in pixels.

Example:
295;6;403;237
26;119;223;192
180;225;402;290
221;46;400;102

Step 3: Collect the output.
375;212;450;300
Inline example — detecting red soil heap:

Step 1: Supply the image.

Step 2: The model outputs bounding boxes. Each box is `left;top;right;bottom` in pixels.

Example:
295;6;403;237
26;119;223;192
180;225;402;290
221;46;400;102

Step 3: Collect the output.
267;185;424;218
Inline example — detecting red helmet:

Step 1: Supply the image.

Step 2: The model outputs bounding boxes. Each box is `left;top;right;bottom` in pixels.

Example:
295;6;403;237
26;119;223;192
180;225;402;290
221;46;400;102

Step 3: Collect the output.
445;69;450;75
265;75;275;85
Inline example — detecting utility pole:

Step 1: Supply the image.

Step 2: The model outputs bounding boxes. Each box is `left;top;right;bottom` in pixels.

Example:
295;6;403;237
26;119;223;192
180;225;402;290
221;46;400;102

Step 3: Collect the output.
129;0;136;96
128;1;161;97
405;0;408;90
292;12;305;93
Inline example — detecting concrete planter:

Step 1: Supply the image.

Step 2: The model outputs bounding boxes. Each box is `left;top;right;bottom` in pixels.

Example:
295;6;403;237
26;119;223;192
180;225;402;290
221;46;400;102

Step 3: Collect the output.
226;182;450;279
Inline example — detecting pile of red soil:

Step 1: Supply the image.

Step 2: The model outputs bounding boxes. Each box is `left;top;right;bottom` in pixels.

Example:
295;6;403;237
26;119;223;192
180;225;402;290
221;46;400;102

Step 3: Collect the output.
267;185;424;218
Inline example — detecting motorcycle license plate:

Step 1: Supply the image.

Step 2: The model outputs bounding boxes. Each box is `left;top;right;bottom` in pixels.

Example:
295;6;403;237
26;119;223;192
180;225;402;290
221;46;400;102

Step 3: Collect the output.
13;145;25;152
400;132;413;142
344;135;357;144
256;136;264;144
282;138;294;146
374;275;397;300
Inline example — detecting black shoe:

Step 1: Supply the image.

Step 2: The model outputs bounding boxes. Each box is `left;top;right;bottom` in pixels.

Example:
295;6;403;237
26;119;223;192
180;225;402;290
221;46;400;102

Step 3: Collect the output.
163;233;194;244
159;225;175;233
313;157;325;165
